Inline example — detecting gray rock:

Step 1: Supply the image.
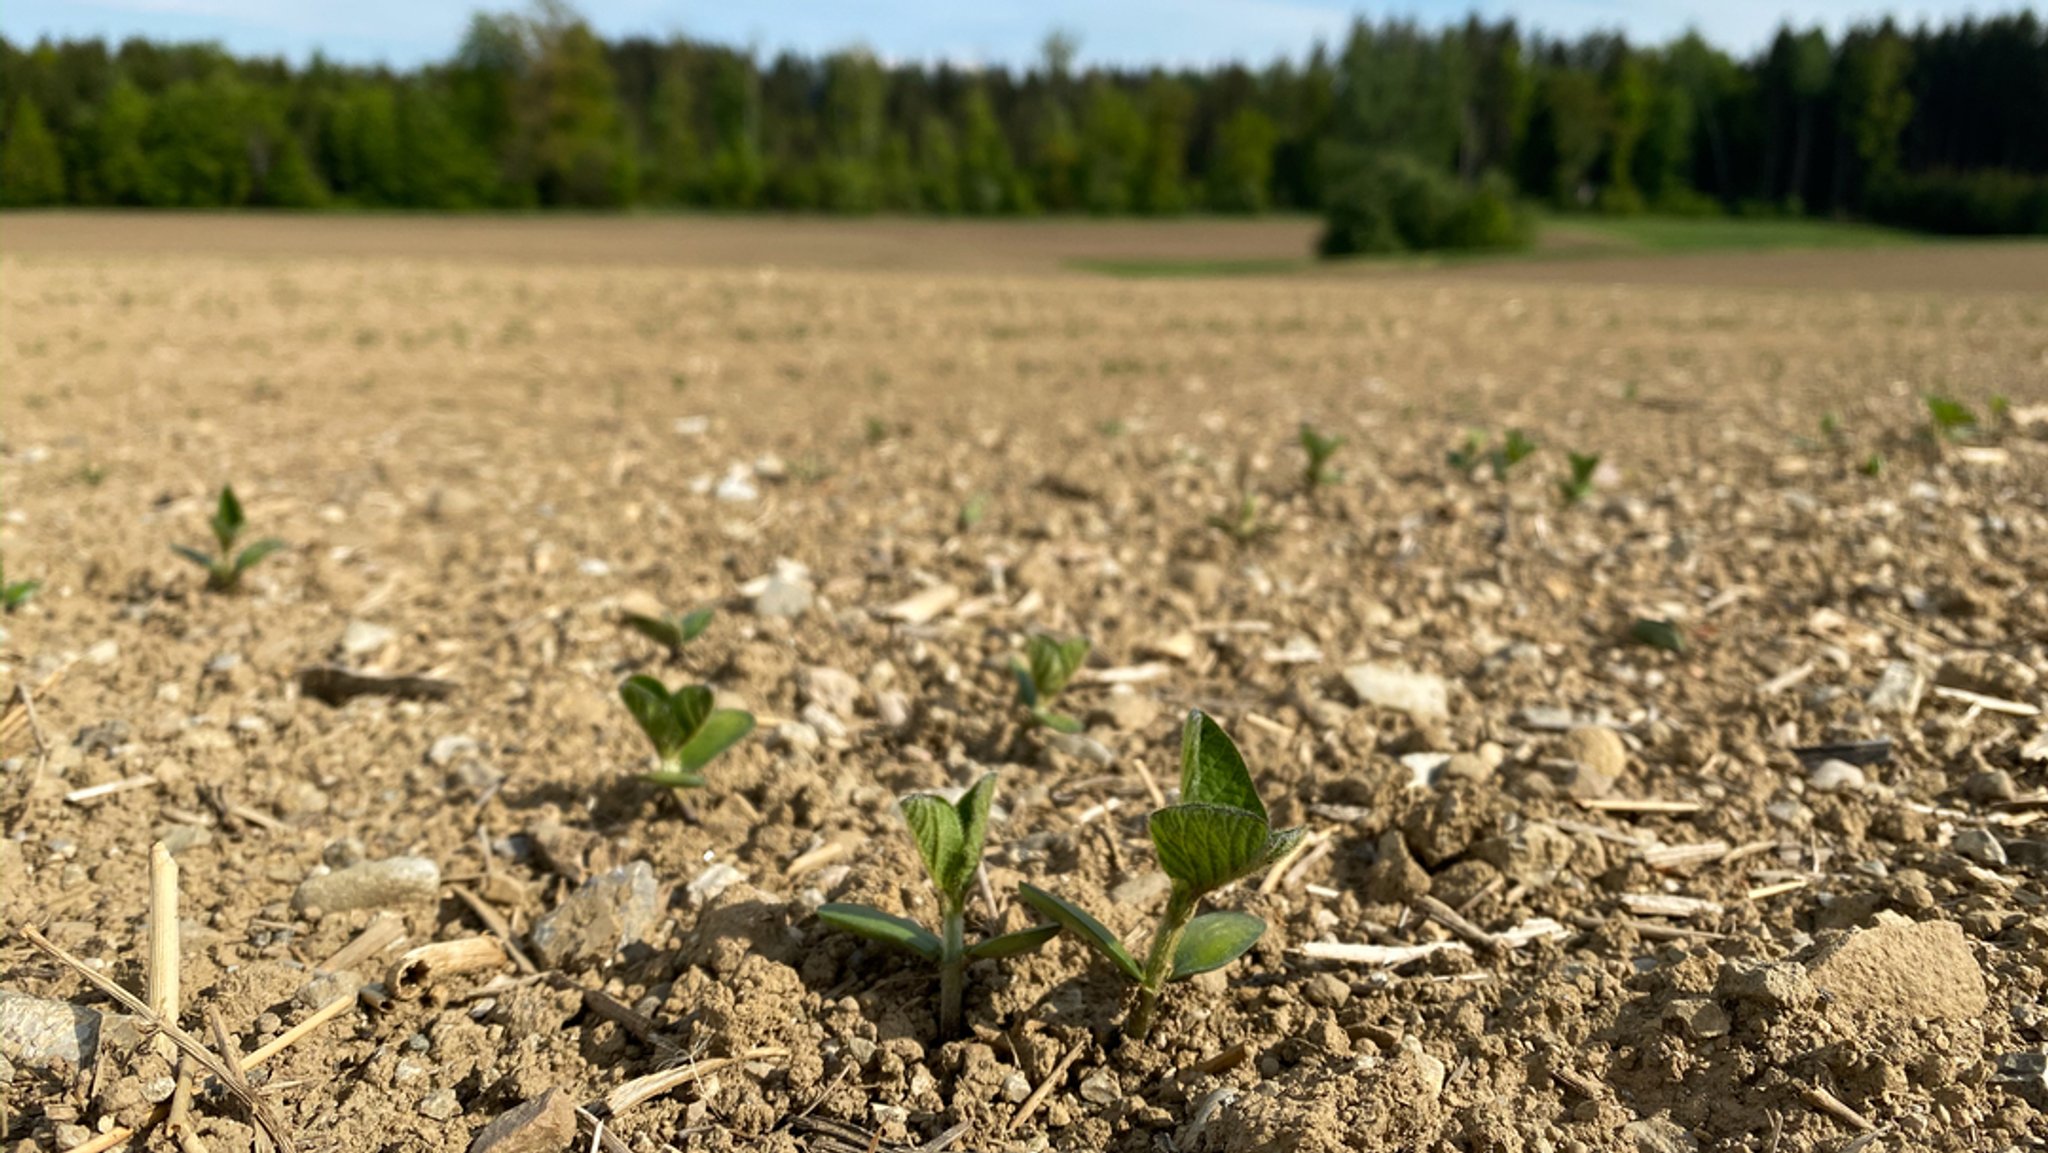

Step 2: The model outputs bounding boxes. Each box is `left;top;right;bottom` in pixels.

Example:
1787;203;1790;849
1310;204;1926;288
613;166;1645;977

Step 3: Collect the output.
1077;1069;1120;1105
1000;1070;1032;1104
797;667;862;718
1716;959;1818;1012
799;703;848;742
1866;661;1927;717
769;721;821;755
875;691;910;730
529;861;660;969
1807;759;1867;794
428;735;480;767
1303;972;1351;1009
1046;731;1115;766
341;619;396;658
1474;822;1577;887
0;990;100;1068
1955;828;2008;867
292;856;441;914
1558;726;1627;787
753;575;813;620
468;1089;578;1153
419;1088;462;1121
1342;663;1449;719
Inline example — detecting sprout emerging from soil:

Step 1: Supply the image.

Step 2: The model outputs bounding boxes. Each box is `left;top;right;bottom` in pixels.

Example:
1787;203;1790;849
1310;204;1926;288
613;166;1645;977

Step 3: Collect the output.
818;773;1059;1036
173;486;284;593
1859;452;1885;478
1208;492;1277;547
623;605;715;660
1558;452;1601;505
1492;429;1536;479
1630;617;1687;654
618;675;755;788
1298;423;1345;491
0;561;37;611
1019;710;1302;1041
1013;633;1090;733
1924;394;1979;441
1448;429;1536;481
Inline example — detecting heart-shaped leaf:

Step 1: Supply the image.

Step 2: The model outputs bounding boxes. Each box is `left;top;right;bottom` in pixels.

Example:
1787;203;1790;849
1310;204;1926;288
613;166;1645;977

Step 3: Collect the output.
1178;710;1264;819
966;922;1061;960
1149;804;1270;894
1028;634;1090;700
669;684;715;738
1170;911;1266;980
953;772;996;885
901;793;966;899
817;903;943;961
1016;883;1140;981
619;675;687;759
676;708;753;775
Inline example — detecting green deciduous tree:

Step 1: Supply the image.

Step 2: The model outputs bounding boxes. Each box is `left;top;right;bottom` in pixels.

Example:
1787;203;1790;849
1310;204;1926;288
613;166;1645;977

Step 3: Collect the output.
1;97;66;205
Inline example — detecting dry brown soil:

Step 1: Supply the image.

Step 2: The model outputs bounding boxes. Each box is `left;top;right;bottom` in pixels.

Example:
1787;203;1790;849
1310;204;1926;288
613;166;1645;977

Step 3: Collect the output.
3;217;2048;1153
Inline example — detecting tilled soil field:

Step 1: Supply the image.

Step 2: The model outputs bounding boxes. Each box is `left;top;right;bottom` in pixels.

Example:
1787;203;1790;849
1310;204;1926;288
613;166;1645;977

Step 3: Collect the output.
3;230;2048;1153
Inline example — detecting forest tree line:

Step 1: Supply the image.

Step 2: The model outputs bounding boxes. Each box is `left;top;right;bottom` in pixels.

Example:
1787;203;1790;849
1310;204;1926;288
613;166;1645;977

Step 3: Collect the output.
2;4;2045;235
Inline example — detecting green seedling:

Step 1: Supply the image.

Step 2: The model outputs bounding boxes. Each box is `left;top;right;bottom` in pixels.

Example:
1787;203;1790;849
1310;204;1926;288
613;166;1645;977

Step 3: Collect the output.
1819;411;1841;441
173;486;284;593
1990;395;2012;427
818;773;1060;1036
1013;633;1090;733
0;561;38;611
1208;492;1277;546
958;492;989;532
1630;618;1687;655
624;605;715;659
1558;452;1601;505
1491;429;1536;480
618;675;755;788
1446;430;1487;474
1859;452;1885;478
1924;394;1979;441
1298;423;1345;491
1019;710;1303;1041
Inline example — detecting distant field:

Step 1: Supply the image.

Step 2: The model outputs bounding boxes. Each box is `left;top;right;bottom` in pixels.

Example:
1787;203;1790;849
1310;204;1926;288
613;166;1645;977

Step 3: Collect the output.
3;210;2046;292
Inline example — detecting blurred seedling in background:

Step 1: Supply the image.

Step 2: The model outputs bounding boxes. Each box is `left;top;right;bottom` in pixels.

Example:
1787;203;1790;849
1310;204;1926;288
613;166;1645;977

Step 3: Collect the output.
1298;423;1345;491
618;675;755;788
1491;429;1536;479
818;773;1059;1036
1448;428;1535;480
1;562;38;611
1208;492;1277;547
623;604;715;661
173;486;283;593
1013;633;1090;733
1630;618;1687;655
1558;452;1601;505
1019;711;1303;1041
1860;452;1886;478
958;492;989;532
1924;394;1980;442
1446;430;1487;474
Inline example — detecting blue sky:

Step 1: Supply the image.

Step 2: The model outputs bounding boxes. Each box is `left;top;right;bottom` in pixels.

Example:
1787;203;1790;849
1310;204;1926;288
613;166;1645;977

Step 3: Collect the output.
0;0;2014;68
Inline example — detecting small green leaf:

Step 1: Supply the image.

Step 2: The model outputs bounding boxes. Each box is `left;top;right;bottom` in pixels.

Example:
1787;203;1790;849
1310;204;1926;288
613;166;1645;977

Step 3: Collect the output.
626;613;685;651
620;676;687;759
678;607;715;643
1027;634;1090;700
234;538;284;573
1011;658;1039;709
212;486;246;553
901;793;967;899
966;922;1061;959
952;773;997;895
1032;708;1083;734
1178;710;1264;819
1630;618;1687;655
1150;804;1271;894
172;544;216;571
1170;911;1266;980
1016;883;1140;981
676;708;753;773
669;684;715;737
817;903;943;961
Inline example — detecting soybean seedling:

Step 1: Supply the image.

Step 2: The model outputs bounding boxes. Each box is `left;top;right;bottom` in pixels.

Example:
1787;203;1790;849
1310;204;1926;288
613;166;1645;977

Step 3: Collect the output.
1630;618;1687;655
0;561;37;611
1208;492;1277;547
1019;710;1303;1041
1491;429;1536;480
173;486;284;593
1013;633;1090;733
1446;430;1488;474
1558;452;1600;505
1298;423;1345;491
1924;395;1979;442
818;773;1059;1036
624;604;715;660
618;675;755;788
